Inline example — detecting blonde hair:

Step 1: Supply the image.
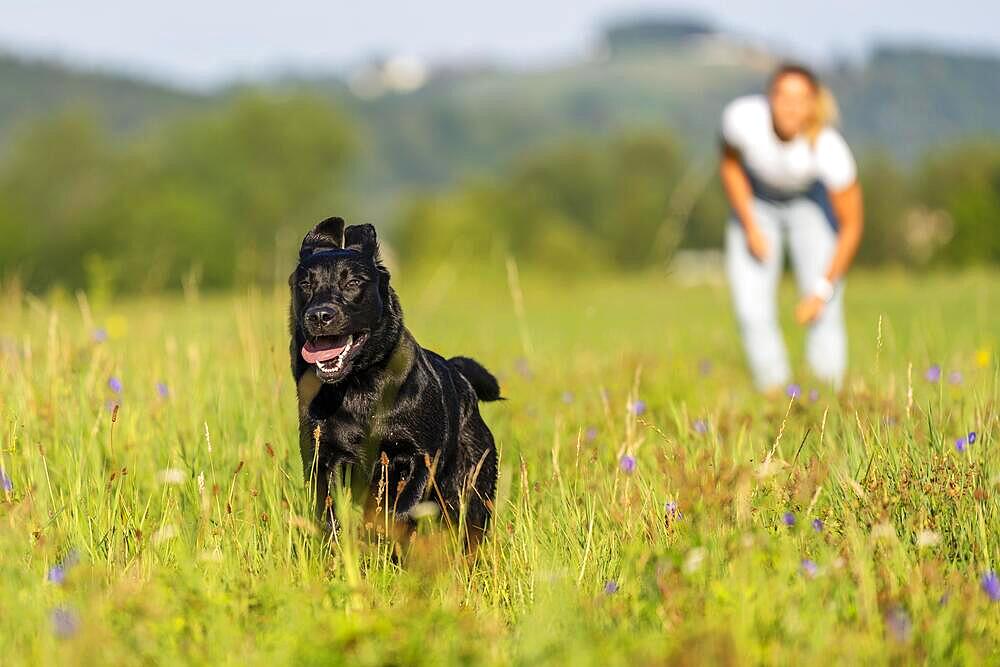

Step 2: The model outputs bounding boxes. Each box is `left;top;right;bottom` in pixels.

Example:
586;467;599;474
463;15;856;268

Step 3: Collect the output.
807;85;840;142
769;63;840;143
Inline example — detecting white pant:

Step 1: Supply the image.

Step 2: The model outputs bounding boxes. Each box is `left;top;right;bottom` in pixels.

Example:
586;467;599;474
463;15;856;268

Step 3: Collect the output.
725;197;846;390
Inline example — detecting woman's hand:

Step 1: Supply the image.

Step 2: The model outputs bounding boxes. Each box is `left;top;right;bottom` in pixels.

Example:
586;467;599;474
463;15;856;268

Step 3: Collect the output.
745;224;770;262
795;294;825;325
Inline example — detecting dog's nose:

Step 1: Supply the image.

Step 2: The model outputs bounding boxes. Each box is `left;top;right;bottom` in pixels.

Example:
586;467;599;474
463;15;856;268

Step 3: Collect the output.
305;306;337;328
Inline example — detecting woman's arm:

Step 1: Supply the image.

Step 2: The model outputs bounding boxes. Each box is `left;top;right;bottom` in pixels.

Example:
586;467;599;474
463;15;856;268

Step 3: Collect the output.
824;181;864;283
795;181;864;325
720;144;769;260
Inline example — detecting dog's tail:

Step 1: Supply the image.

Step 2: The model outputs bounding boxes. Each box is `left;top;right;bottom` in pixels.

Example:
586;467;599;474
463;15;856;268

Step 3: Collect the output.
449;357;503;402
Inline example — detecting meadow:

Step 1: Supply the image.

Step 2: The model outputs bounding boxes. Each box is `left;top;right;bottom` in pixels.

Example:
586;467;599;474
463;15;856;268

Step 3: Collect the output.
0;267;997;665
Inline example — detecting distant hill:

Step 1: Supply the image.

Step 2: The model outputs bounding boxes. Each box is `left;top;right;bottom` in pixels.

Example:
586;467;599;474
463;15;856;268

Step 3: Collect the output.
0;51;205;141
2;30;1000;217
316;38;1000;213
319;38;774;207
829;46;1000;159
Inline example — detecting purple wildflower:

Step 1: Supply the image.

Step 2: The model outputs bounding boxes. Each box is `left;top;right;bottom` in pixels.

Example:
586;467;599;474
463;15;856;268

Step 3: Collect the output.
982;571;1000;602
697;359;712;376
629;399;646;416
968;431;977;445
108;376;123;394
584;426;598;442
786;384;802;399
619;454;636;475
603;580;619;594
561;391;574;404
925;364;941;383
811;518;824;533
783;512;796;527
808;388;820;402
513;357;532;379
693;419;708;434
0;469;11;492
885;607;912;643
92;328;108;343
47;564;66;585
156;382;170;399
948;370;963;385
47;550;79;585
51;607;79;639
955;436;968;453
664;501;683;525
801;559;818;577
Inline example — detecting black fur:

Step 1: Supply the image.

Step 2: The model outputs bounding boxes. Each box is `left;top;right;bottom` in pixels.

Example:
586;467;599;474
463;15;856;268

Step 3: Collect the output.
447;357;502;402
289;218;500;544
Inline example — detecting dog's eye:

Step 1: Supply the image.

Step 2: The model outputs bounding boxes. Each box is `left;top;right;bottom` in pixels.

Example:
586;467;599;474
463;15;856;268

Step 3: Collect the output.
343;278;363;290
298;279;311;291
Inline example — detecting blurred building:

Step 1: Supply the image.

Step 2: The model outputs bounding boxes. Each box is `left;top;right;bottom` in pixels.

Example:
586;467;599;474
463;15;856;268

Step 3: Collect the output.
596;15;775;70
348;55;429;98
602;16;717;55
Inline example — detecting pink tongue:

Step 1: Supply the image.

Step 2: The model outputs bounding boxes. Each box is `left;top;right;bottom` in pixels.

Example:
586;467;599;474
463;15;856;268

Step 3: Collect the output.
302;339;348;364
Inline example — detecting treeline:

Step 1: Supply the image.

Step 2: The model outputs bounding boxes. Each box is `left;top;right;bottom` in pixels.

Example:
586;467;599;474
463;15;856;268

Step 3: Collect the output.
0;96;998;294
397;132;725;273
397;133;1000;271
0;94;353;294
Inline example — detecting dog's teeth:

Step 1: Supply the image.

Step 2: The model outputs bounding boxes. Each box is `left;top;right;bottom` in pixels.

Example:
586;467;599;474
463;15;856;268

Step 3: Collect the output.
337;336;353;362
315;334;358;374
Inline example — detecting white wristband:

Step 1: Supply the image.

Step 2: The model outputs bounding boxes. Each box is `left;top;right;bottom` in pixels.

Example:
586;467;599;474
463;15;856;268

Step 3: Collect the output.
813;277;835;303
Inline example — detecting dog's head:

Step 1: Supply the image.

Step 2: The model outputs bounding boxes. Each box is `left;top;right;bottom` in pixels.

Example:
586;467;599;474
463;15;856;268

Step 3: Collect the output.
290;217;398;383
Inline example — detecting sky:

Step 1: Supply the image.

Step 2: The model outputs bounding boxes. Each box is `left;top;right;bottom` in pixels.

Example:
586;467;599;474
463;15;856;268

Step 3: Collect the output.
0;1;994;88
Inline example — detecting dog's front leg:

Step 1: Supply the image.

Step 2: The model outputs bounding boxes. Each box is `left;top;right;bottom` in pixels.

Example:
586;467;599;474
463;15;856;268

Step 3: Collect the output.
306;457;360;532
391;456;431;518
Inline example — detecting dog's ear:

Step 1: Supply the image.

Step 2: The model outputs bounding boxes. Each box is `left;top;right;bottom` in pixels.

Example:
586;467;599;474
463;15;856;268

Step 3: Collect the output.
344;224;378;258
299;217;345;258
345;224;390;283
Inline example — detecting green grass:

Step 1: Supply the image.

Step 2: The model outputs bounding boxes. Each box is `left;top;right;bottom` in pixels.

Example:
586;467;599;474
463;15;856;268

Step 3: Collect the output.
1;268;998;665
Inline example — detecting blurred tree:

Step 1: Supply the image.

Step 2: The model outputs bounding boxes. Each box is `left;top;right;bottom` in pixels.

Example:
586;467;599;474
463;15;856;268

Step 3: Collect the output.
397;131;688;272
855;151;910;266
683;180;728;251
912;142;1000;265
112;93;355;289
0;111;117;288
0;93;355;293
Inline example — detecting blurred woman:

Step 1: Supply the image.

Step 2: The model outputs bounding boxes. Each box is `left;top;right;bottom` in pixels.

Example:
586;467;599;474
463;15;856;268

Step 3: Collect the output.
719;63;863;392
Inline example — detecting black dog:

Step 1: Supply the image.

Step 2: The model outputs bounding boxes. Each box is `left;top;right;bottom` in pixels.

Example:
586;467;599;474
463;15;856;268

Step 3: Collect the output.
289;217;500;544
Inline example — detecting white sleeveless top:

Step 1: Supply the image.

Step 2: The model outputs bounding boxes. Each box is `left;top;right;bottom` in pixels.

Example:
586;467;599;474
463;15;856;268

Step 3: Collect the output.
721;95;857;194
